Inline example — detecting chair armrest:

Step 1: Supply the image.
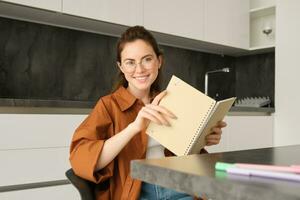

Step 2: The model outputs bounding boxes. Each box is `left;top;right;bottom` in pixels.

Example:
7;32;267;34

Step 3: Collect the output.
65;168;95;200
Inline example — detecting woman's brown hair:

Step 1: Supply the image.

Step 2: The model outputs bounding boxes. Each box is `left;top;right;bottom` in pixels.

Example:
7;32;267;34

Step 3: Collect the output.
112;26;163;95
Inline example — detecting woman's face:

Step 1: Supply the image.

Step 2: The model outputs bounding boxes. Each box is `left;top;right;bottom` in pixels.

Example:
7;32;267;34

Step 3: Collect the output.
118;39;161;94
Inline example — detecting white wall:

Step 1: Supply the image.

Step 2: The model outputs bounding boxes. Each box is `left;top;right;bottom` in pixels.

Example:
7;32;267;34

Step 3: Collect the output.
274;0;300;146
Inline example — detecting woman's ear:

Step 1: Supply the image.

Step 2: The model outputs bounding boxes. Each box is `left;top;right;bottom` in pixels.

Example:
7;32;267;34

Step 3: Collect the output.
117;62;124;73
158;55;163;69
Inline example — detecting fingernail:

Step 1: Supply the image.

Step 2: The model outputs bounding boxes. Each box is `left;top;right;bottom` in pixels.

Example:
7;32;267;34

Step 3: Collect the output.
170;113;177;118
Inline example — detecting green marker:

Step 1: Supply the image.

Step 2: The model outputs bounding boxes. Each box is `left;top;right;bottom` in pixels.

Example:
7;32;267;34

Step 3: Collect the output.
215;162;235;171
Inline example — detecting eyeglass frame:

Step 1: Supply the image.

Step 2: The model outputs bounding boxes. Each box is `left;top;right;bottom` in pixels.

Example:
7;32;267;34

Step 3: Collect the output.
118;54;160;73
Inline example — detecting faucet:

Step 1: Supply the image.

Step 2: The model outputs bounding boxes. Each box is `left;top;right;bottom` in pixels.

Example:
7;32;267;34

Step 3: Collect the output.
205;67;230;95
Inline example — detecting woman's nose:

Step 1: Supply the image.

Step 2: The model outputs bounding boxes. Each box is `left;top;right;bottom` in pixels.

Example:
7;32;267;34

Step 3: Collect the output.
135;62;146;73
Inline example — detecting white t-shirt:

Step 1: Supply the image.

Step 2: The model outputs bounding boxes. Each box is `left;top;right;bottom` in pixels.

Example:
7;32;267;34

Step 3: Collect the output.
146;136;165;159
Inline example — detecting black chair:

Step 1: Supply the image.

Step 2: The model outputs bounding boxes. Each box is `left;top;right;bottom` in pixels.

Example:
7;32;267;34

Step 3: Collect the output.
65;168;95;200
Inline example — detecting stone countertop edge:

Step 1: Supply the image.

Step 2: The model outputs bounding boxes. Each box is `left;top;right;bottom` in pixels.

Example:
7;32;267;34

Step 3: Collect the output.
230;106;275;113
0;98;96;108
228;107;274;116
130;160;297;200
0;98;274;115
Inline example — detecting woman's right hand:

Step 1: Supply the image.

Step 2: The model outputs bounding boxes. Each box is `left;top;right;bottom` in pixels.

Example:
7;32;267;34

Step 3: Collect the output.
129;90;177;134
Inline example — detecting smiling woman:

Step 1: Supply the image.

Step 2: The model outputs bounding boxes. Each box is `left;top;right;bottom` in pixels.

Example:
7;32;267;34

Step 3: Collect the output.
117;39;162;100
69;26;225;200
113;26;164;100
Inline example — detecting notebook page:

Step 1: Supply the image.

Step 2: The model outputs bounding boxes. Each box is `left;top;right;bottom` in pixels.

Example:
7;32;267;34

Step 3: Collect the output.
146;75;216;156
188;97;236;154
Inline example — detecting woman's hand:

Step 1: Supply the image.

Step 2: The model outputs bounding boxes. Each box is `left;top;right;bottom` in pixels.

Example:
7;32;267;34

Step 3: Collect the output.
129;90;177;134
205;121;227;146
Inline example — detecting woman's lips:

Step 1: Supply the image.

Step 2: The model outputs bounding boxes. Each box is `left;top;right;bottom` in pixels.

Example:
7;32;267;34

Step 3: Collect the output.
134;75;149;83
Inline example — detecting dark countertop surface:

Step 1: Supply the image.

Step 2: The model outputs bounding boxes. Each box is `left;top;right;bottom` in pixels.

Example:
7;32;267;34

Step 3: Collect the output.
0;98;275;115
131;145;300;200
230;106;274;113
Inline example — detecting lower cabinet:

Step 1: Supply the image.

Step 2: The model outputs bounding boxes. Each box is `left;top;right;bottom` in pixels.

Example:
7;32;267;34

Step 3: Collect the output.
0;148;79;200
0;148;71;186
0;113;87;199
206;115;274;153
0;184;79;200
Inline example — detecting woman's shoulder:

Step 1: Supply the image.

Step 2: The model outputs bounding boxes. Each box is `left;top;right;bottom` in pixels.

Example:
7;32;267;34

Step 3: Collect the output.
94;91;118;111
94;86;131;112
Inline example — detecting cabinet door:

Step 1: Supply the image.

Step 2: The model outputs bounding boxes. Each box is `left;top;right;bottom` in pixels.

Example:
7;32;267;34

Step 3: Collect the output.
0;114;85;149
1;0;61;12
204;0;249;49
206;115;273;153
0;148;70;186
143;0;204;41
0;185;79;200
226;116;273;151
62;0;143;26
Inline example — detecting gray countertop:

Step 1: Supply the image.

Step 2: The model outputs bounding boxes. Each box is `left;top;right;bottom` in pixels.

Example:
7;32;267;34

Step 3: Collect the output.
228;106;274;116
230;106;274;113
131;145;300;200
0;98;274;115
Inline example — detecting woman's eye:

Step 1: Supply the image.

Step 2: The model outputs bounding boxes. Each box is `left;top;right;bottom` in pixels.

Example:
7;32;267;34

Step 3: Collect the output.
144;57;153;62
125;61;135;66
146;57;153;61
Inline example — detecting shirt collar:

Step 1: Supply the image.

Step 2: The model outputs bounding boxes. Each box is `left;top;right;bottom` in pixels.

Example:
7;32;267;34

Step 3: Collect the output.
113;86;138;111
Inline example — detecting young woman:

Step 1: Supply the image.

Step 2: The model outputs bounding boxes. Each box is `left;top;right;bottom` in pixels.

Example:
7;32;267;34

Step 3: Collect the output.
69;26;226;200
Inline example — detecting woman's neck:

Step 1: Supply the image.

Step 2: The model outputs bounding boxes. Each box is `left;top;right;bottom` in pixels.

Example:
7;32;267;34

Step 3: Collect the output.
127;86;150;104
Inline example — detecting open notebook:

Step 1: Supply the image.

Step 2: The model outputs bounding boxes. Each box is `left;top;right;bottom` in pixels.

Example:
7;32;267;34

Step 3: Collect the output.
146;75;236;156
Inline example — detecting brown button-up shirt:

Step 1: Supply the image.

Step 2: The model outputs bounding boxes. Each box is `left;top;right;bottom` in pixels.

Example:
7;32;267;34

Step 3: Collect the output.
70;86;206;200
70;86;151;199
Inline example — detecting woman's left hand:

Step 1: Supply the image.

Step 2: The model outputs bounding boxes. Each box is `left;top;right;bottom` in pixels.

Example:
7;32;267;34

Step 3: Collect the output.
205;121;227;146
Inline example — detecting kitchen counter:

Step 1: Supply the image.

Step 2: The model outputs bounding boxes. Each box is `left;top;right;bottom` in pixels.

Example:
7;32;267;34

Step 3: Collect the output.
131;145;300;200
0;98;275;115
229;106;274;116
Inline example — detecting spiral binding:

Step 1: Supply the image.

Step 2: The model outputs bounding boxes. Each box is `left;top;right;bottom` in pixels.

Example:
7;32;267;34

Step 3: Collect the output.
184;102;215;155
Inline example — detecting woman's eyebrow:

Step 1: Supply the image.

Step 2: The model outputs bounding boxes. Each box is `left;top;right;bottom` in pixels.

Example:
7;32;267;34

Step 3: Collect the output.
123;54;154;62
141;54;154;59
123;58;135;62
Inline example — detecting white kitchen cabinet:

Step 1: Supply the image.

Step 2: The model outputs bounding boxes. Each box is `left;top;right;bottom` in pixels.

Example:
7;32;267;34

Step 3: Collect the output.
249;0;276;50
143;0;205;41
206;115;274;153
62;0;143;26
0;184;79;200
204;0;249;49
250;0;275;10
0;114;85;149
0;114;86;193
0;0;61;12
0;148;70;186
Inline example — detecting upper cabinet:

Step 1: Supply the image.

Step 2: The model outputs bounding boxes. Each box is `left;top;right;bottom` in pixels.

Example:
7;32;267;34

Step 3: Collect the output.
0;0;256;55
144;0;249;50
0;0;61;12
249;0;276;50
62;0;143;26
204;0;249;49
143;0;205;41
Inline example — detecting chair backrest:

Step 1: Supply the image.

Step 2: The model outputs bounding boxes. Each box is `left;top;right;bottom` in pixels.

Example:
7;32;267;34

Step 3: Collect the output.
65;168;95;200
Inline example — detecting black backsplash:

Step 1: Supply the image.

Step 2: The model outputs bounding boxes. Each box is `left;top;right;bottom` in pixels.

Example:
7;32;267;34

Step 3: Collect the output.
0;17;274;108
235;53;275;107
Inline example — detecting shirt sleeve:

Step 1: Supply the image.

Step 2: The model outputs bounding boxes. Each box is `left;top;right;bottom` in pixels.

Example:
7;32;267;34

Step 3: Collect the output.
69;99;114;183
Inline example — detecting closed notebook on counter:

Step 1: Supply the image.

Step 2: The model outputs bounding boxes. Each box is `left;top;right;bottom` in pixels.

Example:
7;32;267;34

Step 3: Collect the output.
146;75;236;156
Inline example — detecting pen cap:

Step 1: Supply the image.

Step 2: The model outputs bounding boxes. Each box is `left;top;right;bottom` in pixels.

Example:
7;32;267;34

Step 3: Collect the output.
215;162;235;171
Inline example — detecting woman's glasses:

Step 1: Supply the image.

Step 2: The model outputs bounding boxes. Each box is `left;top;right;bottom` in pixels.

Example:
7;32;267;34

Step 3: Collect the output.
121;55;157;73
